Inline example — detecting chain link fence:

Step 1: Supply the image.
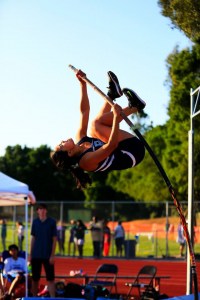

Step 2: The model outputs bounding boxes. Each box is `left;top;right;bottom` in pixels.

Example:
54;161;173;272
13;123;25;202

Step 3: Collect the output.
0;200;200;258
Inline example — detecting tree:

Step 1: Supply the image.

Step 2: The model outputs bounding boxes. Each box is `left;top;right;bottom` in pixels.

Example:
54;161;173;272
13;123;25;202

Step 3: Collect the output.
163;44;200;199
0;145;84;201
158;0;200;42
104;42;200;203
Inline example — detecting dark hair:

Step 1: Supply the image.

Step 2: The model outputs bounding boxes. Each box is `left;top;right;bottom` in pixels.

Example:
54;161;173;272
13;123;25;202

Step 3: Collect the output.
77;219;84;225
50;151;77;170
8;244;19;251
50;150;92;189
37;203;47;210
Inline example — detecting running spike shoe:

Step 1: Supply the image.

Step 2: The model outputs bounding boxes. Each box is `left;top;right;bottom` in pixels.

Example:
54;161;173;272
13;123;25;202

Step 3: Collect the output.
107;71;123;100
122;88;146;111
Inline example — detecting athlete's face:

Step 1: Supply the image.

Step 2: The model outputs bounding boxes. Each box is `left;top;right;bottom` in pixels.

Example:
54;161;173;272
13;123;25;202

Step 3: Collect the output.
9;248;18;259
55;139;75;152
37;207;47;220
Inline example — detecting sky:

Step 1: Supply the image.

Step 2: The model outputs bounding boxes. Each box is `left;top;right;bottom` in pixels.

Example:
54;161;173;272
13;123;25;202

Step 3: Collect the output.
0;0;192;156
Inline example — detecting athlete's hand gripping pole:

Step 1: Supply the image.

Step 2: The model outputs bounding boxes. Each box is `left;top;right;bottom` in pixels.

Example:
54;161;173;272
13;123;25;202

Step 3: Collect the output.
69;64;198;299
68;65;134;129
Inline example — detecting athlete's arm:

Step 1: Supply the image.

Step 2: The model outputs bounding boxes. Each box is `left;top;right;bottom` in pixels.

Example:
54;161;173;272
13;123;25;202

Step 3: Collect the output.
75;70;90;142
79;104;121;171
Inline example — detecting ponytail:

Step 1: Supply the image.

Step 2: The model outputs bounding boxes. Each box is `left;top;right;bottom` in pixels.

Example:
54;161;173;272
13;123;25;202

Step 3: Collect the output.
50;151;92;189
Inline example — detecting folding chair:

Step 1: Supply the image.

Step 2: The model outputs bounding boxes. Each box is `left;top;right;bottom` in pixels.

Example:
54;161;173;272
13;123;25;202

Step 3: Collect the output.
0;261;5;298
125;265;157;300
89;263;118;296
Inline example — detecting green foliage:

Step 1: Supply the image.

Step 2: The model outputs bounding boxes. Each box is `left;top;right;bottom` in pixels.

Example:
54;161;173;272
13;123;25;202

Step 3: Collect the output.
102;43;200;205
158;0;200;43
163;44;200;199
0;145;84;201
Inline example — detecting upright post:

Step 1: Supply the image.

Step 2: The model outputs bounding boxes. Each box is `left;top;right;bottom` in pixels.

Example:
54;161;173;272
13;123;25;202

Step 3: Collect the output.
187;89;195;294
60;202;64;223
12;206;16;243
165;201;169;257
111;201;115;256
25;197;28;297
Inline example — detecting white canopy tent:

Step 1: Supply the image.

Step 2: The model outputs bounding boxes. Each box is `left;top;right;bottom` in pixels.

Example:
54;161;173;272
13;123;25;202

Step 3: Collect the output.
0;172;36;205
0;171;36;297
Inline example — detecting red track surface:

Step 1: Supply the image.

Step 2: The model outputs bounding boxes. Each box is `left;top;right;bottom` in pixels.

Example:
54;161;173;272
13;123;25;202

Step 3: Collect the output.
50;257;200;298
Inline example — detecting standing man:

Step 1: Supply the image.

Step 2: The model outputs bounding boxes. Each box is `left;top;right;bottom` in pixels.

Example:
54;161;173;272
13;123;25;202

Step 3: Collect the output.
30;203;57;297
89;216;103;258
57;220;66;256
114;221;125;257
1;219;7;251
103;220;111;256
177;222;186;257
68;219;76;256
16;221;25;251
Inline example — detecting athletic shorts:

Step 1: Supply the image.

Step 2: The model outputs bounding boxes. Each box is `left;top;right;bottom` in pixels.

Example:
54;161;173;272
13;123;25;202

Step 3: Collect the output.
69;235;74;243
115;237;124;248
4;273;25;283
31;258;55;281
108;137;145;171
117;137;145;166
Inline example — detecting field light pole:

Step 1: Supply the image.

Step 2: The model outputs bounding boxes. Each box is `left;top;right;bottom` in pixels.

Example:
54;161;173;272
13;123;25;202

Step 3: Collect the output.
187;86;200;294
165;201;169;257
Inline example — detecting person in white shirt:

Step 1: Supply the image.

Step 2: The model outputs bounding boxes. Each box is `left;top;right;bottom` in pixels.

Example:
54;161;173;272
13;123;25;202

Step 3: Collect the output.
177;222;186;257
114;221;125;257
16;222;25;251
3;244;26;299
89;216;103;258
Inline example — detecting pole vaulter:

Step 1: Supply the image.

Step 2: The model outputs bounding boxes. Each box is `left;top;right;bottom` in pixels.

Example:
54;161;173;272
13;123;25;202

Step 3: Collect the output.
69;64;198;300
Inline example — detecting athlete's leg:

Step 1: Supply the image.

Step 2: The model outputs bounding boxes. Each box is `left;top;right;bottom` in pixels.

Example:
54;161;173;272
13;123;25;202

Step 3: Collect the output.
90;105;137;143
92;70;122;120
90;71;145;143
31;280;39;297
96;101;112;117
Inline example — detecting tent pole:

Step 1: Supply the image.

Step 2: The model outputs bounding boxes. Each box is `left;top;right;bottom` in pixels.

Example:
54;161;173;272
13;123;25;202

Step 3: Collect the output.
25;197;28;297
12;207;16;243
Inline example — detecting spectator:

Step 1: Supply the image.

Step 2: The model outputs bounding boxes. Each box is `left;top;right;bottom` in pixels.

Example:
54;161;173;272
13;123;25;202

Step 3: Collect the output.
74;219;87;258
3;244;26;299
57;220;66;255
177;222;186;257
114;221;125;257
1;219;7;251
103;220;111;256
30;203;57;297
16;222;25;251
68;220;76;256
89;216;103;258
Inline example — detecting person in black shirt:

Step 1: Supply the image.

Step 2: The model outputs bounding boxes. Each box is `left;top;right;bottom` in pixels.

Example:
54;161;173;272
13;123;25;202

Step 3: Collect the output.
74;219;87;258
30;203;57;297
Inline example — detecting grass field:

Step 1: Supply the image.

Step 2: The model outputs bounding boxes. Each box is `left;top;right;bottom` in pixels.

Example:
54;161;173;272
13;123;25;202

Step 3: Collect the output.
1;219;200;258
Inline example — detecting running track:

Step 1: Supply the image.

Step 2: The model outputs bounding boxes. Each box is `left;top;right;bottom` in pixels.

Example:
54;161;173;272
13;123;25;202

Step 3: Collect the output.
51;257;200;298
